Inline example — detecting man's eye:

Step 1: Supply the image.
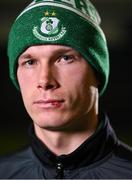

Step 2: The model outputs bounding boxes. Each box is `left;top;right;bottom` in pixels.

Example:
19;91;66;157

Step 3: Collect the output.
26;60;36;65
60;55;74;63
22;59;37;66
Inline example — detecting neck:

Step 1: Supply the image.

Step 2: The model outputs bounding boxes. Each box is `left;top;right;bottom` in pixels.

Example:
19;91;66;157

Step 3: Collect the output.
34;108;98;156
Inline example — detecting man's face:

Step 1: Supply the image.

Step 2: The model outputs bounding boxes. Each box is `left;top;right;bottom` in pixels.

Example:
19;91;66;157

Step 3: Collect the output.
17;45;98;131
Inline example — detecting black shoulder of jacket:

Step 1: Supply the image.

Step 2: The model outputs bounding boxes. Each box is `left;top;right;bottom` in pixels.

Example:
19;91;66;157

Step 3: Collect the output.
114;140;132;160
0;146;42;179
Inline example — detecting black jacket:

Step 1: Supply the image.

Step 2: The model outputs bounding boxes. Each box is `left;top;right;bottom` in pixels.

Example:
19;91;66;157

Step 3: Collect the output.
0;113;132;179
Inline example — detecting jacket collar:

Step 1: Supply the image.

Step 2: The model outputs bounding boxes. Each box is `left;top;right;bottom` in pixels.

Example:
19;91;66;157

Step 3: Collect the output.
29;112;118;169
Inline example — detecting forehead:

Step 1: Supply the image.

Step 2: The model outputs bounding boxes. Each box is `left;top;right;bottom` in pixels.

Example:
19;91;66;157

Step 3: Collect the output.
19;44;81;57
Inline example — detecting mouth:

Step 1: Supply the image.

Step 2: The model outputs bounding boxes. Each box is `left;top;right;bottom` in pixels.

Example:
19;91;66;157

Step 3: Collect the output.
33;99;65;109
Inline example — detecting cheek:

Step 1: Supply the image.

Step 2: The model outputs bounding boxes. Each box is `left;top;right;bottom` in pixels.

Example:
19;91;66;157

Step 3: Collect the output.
61;66;91;94
17;69;36;91
62;69;91;102
61;66;97;111
17;70;35;106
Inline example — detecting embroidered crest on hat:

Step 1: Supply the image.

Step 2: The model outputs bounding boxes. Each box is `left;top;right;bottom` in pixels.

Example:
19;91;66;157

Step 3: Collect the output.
33;11;66;41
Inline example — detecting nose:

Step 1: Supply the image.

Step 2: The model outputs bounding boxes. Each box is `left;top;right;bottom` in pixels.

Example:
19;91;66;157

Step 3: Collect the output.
37;63;59;91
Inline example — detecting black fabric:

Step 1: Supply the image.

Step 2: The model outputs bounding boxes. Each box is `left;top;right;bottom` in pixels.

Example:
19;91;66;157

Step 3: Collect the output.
29;113;117;169
0;113;132;179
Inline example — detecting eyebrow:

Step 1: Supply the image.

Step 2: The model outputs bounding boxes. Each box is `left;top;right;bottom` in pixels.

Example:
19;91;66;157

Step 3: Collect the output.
52;48;81;56
19;53;33;60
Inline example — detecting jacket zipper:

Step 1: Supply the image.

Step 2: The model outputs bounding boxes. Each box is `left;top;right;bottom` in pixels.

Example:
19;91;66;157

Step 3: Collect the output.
56;162;64;179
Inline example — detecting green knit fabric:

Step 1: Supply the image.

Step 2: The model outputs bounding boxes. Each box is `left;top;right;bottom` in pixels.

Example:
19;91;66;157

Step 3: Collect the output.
7;0;109;96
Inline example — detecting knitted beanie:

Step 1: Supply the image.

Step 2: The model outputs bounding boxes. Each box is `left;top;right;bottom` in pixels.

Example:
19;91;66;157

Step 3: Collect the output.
8;0;109;96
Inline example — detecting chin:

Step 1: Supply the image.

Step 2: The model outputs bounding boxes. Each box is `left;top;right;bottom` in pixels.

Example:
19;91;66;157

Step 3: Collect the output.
33;114;70;130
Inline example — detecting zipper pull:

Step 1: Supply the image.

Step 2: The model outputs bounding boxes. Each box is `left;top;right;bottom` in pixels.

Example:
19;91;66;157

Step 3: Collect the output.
56;162;64;179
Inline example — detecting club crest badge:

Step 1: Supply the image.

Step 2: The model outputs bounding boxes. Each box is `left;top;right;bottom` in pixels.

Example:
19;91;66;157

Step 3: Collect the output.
33;11;66;41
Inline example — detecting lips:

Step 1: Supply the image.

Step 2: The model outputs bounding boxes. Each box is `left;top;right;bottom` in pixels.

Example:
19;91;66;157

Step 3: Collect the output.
33;99;65;108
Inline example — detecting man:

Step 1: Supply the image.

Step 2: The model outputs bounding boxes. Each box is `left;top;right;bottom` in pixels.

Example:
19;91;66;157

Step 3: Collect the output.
0;0;132;179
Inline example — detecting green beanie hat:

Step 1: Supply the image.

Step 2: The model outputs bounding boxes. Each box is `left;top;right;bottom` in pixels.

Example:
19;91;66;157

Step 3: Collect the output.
8;0;109;96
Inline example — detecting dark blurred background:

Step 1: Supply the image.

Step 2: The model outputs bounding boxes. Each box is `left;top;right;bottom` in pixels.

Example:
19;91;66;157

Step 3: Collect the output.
0;0;132;155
